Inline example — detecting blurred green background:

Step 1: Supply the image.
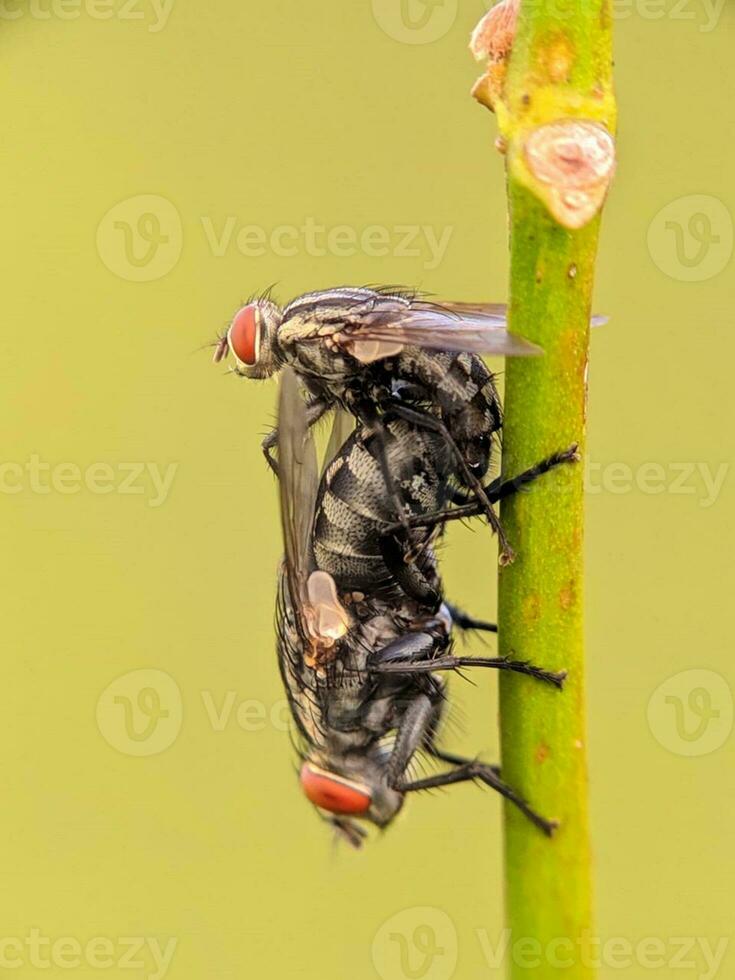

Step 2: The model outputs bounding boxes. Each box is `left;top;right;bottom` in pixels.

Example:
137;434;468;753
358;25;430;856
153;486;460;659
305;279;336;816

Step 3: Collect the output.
1;1;734;978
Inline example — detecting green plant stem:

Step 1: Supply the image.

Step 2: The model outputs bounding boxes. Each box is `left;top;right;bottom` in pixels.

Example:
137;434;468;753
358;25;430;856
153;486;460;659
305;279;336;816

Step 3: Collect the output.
492;3;616;977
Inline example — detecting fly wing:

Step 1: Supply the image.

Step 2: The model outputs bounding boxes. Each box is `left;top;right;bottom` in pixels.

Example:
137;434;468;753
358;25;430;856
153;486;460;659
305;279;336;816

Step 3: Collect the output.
277;368;320;648
441;301;608;328
332;298;611;363
333;300;541;361
322;408;354;475
436;301;508;318
277;369;351;659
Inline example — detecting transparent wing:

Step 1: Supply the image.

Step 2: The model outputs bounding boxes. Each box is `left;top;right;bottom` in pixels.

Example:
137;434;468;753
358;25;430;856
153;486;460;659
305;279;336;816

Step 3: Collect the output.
277;368;320;648
437;301;508;318
277;370;351;659
333;298;608;363
334;300;541;360
442;301;608;328
322;408;354;475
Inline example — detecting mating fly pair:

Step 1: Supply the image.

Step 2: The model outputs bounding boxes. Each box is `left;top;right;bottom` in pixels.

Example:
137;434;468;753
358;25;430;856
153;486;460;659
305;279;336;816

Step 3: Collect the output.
215;286;576;845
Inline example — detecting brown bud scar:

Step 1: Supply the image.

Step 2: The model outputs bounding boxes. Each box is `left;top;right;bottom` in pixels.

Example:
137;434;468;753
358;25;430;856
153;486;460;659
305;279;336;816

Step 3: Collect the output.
524;120;616;229
495;135;508;155
470;0;519;63
469;0;520;111
535;744;550;764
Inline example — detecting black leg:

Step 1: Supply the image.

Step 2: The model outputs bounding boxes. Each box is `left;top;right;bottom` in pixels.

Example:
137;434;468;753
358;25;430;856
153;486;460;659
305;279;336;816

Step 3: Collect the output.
397;763;558;837
463;444;580;506
385;693;439;789
426;744;500;776
444;602;497;634
370;653;566;689
351;398;417;538
383;446;579;533
367;631;446;669
262;429;280;476
379;533;441;609
379;399;515;563
262;397;332;477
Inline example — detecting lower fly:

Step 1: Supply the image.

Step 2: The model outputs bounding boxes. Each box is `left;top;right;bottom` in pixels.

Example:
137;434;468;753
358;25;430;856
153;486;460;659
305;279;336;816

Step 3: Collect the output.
273;368;570;846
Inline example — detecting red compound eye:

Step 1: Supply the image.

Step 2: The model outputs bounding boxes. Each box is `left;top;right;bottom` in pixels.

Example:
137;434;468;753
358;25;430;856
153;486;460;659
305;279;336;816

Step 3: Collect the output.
228;304;260;366
300;763;371;815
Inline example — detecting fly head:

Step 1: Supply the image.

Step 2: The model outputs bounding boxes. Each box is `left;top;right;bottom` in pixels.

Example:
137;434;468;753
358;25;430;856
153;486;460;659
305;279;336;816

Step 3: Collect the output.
224;298;283;379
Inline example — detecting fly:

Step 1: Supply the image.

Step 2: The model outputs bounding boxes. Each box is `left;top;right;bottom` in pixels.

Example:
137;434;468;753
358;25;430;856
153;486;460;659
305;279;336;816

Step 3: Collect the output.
214;286;540;561
214;285;602;563
274;368;568;847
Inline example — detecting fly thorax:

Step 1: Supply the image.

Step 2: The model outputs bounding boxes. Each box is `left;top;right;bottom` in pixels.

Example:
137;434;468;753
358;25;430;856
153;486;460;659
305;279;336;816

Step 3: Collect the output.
278;315;360;382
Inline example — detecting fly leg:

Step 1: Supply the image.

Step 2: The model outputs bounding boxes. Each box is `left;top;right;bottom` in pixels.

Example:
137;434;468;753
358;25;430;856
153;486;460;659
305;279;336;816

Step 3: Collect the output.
425;745;499;776
368;631;448;671
398;763;557;837
452;444;580;507
378;532;441;609
367;630;565;687
384;691;442;791
262;396;332;476
347;394;416;538
419;700;501;774
383;686;556;835
443;602;497;634
377;399;515;563
370;650;566;688
383;446;579;533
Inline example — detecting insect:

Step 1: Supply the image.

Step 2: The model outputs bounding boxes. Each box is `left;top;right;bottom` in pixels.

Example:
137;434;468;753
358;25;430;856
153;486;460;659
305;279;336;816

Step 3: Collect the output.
274;368;567;847
214;285;545;561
